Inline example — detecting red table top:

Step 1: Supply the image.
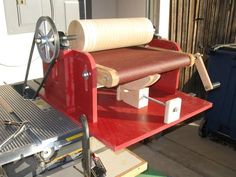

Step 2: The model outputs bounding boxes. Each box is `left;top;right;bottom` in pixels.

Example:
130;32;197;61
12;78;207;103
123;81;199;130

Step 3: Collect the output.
89;88;212;151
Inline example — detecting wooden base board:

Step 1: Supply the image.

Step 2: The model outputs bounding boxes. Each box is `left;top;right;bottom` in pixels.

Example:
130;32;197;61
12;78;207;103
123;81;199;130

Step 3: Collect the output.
89;88;212;151
41;137;147;177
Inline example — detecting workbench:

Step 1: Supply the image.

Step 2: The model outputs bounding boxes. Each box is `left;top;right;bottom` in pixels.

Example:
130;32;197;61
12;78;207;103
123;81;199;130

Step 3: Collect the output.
40;137;147;177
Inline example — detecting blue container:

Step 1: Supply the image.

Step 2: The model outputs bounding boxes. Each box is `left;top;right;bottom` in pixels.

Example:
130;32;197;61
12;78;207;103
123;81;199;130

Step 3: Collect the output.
204;46;236;140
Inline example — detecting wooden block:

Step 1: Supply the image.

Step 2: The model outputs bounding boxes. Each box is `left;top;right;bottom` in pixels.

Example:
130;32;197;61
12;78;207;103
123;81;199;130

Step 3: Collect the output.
117;87;149;108
117;74;160;108
164;97;182;124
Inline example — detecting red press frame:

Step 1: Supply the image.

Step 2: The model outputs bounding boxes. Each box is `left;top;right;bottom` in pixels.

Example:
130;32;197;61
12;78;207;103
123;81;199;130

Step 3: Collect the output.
40;39;212;151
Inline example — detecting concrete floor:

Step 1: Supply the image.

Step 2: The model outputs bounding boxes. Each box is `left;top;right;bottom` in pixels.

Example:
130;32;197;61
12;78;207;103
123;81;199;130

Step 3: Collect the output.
130;119;236;177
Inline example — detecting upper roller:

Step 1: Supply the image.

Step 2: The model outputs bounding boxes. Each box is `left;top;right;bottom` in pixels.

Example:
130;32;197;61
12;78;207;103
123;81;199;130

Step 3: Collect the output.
34;17;155;57
68;18;155;52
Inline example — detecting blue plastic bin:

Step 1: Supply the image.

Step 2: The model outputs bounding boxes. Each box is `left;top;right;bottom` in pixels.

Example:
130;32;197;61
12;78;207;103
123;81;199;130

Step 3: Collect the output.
202;46;236;140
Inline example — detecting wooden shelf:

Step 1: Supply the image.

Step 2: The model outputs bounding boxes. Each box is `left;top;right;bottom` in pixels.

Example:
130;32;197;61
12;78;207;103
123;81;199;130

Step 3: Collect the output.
89;88;212;151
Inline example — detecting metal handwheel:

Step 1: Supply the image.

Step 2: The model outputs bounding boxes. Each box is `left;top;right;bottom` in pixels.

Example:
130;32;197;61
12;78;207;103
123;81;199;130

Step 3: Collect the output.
23;16;60;97
23;16;77;98
35;16;60;63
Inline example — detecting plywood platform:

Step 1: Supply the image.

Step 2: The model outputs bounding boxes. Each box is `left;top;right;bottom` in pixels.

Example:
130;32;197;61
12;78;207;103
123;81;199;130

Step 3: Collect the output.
89;88;212;151
28;79;212;151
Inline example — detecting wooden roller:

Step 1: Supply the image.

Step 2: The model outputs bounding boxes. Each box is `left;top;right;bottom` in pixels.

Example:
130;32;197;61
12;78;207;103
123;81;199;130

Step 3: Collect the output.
144;46;214;91
93;47;192;88
68;18;154;52
68;18;213;92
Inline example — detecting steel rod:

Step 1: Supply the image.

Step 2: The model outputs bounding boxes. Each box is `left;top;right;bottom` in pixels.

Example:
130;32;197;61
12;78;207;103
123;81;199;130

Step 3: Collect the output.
143;95;166;106
0;122;27;151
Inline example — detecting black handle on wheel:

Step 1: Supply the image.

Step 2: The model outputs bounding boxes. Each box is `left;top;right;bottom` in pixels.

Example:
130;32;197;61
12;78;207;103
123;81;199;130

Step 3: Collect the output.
80;114;91;177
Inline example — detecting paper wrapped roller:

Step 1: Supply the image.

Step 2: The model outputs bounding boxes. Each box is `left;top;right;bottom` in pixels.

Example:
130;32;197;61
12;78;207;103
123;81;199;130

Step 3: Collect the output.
68;18;154;52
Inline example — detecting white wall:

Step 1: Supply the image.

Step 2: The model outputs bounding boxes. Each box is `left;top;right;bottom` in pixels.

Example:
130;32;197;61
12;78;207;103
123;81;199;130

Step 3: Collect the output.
92;0;146;19
92;0;170;39
0;1;43;85
0;0;170;85
117;0;170;39
117;0;146;18
158;0;170;39
92;0;117;18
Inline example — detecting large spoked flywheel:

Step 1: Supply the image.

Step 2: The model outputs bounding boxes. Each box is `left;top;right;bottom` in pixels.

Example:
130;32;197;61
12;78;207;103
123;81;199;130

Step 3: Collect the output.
34;16;60;63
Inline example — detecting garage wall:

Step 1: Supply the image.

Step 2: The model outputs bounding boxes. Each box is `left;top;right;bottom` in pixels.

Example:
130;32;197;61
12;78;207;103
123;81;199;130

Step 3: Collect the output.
0;1;42;85
92;0;146;19
0;0;120;85
0;0;170;84
117;0;146;18
92;0;117;18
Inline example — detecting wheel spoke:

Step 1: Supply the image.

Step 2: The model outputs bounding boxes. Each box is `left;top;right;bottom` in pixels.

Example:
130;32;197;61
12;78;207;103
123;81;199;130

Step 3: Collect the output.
36;29;44;38
43;21;47;35
48;41;55;53
47;29;54;38
39;43;45;50
45;45;50;61
40;45;46;61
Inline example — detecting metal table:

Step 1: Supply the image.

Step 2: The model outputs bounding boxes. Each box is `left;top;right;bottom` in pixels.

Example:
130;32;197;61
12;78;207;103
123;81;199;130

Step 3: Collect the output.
0;85;82;165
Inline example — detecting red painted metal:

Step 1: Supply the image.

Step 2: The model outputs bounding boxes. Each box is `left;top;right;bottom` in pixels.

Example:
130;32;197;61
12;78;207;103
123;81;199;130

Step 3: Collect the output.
90;88;212;151
149;38;182;51
43;50;76;114
41;38;212;151
42;50;97;123
149;39;182;94
151;69;180;94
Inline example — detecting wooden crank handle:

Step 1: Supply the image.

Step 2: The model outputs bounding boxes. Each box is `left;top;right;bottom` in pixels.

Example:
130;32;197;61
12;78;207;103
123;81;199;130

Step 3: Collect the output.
194;53;214;91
